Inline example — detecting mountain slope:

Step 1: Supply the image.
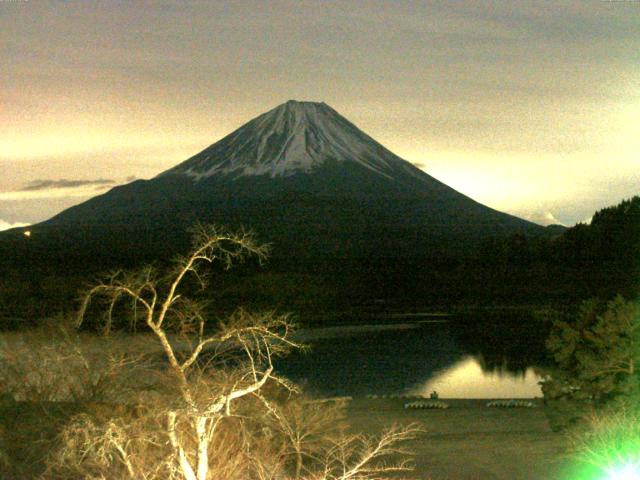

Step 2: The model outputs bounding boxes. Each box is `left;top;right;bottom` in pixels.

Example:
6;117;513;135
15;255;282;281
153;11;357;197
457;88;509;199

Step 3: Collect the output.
33;100;543;261
161;100;432;182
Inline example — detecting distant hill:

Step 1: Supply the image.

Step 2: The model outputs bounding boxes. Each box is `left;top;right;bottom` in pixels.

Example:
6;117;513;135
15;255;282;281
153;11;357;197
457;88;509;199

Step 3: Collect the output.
468;195;639;303
553;195;640;298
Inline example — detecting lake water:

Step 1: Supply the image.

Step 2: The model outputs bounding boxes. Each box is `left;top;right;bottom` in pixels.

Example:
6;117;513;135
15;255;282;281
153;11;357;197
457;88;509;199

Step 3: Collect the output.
277;315;547;399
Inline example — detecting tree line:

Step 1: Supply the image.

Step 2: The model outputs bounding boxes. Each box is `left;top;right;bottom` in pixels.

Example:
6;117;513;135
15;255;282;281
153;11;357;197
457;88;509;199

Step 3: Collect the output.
473;195;640;301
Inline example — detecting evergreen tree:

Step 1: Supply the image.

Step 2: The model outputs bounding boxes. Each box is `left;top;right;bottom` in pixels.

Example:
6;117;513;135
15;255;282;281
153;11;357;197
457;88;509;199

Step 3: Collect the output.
541;295;640;430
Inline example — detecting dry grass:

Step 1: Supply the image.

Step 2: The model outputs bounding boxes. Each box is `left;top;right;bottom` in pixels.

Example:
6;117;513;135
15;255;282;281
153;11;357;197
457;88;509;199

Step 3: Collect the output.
346;398;571;480
0;317;161;403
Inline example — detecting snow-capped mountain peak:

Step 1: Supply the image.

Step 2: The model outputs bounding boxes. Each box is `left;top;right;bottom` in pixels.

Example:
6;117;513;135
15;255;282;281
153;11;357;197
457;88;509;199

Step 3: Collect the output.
36;100;545;262
161;100;417;181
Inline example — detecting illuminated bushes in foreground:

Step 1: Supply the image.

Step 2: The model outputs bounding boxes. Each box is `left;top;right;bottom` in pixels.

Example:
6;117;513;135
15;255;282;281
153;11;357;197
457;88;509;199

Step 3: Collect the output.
541;294;640;478
7;225;420;480
541;295;640;431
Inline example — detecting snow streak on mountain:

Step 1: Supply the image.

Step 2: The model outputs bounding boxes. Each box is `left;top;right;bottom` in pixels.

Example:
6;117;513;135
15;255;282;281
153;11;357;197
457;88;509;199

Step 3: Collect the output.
161;100;425;182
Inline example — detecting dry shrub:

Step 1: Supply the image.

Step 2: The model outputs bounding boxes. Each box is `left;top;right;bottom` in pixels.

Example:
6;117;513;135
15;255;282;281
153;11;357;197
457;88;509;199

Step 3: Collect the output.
44;387;287;479
0;316;154;403
28;226;420;479
44;384;419;480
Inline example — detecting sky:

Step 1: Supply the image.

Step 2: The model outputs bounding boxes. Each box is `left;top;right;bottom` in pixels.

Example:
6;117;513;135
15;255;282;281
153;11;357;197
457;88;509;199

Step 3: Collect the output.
1;0;639;230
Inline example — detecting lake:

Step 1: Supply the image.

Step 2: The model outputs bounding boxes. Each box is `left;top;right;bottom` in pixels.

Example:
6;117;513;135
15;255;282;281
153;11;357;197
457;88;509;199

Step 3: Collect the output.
277;313;549;399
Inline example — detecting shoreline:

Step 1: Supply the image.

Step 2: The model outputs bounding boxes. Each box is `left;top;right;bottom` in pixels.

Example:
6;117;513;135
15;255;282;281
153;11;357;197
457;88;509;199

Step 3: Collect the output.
345;397;570;480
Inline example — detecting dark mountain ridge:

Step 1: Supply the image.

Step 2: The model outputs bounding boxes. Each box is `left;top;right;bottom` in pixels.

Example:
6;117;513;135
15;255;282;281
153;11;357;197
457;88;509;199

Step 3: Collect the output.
27;101;544;257
19;100;544;264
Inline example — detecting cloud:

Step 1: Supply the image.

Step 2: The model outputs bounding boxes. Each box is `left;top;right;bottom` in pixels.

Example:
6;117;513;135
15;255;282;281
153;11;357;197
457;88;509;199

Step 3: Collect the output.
20;178;115;191
0;178;117;201
0;219;30;231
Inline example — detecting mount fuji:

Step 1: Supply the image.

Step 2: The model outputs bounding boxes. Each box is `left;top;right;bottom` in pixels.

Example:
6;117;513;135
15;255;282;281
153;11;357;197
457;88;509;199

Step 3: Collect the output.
161;100;438;183
25;100;544;263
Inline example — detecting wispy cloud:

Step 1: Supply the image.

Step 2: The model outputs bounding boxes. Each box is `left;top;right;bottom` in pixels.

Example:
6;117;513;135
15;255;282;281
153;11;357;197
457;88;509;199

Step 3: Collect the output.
20;178;115;191
0;219;30;231
0;178;117;201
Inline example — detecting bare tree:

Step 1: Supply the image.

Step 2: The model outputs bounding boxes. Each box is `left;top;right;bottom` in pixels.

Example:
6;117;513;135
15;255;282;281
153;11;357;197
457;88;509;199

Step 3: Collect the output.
73;225;302;480
43;224;421;480
314;424;419;480
266;399;420;480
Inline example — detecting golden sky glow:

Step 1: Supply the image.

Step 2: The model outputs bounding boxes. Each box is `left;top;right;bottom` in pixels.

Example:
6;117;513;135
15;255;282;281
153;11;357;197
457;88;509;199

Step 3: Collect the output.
1;1;638;228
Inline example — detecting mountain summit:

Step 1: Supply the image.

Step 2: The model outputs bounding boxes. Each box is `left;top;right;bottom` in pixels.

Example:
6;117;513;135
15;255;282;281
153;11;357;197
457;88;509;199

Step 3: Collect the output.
28;100;544;261
161;100;420;181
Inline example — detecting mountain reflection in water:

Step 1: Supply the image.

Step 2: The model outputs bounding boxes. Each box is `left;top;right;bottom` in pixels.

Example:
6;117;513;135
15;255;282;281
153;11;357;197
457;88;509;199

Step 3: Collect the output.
277;312;549;399
410;356;541;399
